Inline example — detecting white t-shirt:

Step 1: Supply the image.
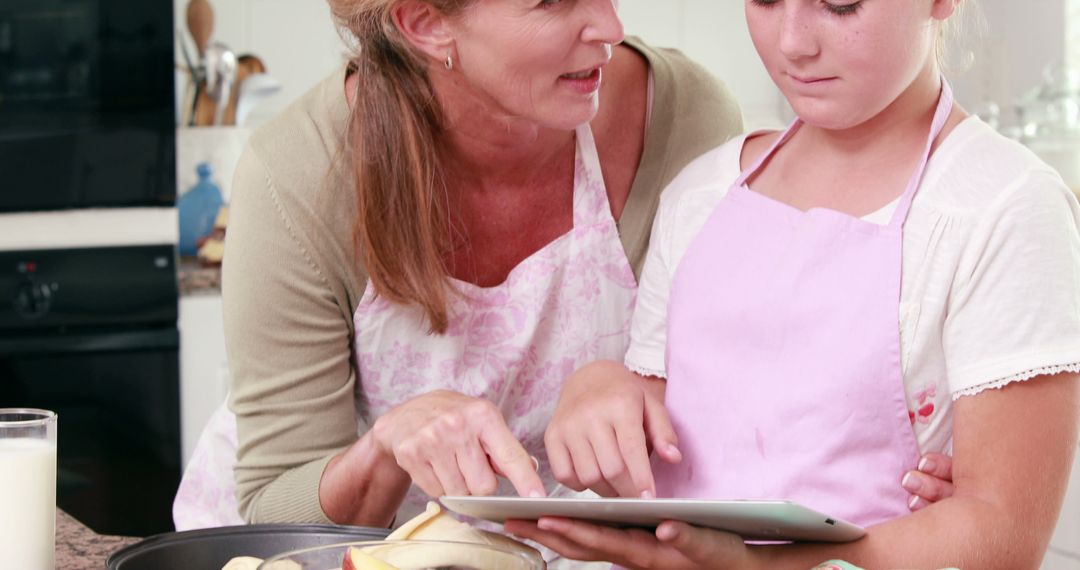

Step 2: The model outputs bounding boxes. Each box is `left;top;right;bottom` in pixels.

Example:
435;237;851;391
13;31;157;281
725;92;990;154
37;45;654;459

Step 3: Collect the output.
625;117;1080;453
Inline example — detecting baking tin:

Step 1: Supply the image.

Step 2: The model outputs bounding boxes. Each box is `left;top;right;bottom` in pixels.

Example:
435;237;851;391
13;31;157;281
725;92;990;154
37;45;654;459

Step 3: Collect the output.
107;523;390;569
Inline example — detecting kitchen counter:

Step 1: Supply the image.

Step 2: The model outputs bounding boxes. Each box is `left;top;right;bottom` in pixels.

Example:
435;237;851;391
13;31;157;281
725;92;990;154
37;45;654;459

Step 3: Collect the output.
57;509;140;569
178;256;222;296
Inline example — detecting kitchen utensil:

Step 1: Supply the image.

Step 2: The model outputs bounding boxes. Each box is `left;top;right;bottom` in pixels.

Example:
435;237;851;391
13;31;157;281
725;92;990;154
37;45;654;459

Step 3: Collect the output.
195;42;237;127
234;73;282;127
186;0;214;58
213;48;238;126
259;540;546;570
220;54;269;126
107;524;390;570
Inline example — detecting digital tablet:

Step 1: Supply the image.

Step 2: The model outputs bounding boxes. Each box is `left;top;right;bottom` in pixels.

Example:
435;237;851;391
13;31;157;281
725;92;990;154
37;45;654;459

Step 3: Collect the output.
440;496;865;543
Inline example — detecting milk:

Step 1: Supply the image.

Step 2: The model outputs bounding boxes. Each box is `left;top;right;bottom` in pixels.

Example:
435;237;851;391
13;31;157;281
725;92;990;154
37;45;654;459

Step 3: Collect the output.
0;439;57;570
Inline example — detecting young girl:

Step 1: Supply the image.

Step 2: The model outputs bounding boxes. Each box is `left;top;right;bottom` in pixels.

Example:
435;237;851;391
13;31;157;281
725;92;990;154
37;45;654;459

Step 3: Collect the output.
508;0;1080;567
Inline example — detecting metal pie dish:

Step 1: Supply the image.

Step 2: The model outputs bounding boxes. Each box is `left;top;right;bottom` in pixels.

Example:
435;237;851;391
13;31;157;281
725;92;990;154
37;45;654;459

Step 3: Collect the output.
107;524;391;570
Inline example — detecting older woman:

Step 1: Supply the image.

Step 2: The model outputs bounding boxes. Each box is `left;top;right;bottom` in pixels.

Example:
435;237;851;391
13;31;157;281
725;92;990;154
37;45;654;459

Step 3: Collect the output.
174;0;743;531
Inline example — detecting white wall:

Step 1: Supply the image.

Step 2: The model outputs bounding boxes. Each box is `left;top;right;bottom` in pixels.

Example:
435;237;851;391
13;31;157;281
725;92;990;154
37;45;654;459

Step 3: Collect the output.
178;0;1070;130
619;1;784;129
950;0;1067;124
175;0;347;126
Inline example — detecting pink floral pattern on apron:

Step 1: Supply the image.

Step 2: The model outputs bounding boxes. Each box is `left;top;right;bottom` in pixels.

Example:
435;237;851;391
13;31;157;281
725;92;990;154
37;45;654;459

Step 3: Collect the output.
173;125;637;531
354;125;637;523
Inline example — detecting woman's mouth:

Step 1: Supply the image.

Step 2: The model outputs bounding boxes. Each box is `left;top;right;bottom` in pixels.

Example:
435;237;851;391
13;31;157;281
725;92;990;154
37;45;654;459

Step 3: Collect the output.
559;67;603;95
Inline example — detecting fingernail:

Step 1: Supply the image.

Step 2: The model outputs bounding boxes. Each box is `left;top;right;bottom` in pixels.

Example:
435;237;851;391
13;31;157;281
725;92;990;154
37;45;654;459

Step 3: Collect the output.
918;457;936;473
641;490;655;500
908;495;922;510
529;490;545;498
530;455;540;471
901;472;921;493
666;444;682;461
656;523;678;541
537;518;562;532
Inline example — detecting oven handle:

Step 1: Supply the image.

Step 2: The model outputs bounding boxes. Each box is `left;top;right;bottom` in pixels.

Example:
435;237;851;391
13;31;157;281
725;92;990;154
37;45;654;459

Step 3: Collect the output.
0;328;179;356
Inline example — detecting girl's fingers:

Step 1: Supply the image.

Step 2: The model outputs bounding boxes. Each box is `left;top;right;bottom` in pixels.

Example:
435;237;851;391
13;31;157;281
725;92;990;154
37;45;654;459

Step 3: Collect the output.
902;470;955;506
567;438;606;494
504;519;603;562
614;418;657;498
535;517;663;569
593;426;640;498
578;438;622;496
643;395;682;464
656;520;746;566
546;436;588;492
918;452;954;482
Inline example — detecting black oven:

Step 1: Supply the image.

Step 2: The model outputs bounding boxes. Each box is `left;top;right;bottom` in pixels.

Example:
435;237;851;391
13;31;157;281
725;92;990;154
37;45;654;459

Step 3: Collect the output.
0;0;175;212
0;245;181;537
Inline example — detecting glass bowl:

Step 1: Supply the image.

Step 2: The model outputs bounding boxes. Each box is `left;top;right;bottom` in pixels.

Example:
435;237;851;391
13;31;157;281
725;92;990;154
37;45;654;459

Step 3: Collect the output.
257;539;546;570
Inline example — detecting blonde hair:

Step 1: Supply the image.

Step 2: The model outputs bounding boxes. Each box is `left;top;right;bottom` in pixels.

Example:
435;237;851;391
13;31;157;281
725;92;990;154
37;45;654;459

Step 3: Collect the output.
328;0;471;334
937;0;984;73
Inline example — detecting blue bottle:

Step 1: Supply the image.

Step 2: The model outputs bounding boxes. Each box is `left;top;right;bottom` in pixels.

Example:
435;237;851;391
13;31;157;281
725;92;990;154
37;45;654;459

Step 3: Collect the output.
178;162;225;256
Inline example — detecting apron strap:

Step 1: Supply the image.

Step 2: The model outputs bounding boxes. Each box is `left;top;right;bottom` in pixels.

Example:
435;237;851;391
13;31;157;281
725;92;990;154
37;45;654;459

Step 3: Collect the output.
888;79;956;228
574;123;610;226
734;120;804;188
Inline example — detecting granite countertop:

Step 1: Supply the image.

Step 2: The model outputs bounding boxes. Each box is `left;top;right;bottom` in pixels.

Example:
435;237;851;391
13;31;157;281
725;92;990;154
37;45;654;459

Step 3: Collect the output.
178;255;222;296
57;509;140;569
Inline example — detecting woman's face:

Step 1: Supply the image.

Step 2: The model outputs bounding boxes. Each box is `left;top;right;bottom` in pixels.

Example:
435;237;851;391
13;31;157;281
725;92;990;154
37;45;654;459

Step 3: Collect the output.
746;0;944;130
447;0;624;131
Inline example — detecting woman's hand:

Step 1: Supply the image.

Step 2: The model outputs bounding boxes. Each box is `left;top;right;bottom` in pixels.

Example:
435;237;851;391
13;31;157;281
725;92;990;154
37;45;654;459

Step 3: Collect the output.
370;390;545;498
902;452;955;510
505;517;752;570
544;360;682;498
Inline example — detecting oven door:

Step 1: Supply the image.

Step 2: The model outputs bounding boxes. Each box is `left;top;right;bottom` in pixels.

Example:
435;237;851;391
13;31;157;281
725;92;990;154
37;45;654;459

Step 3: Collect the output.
0;326;181;536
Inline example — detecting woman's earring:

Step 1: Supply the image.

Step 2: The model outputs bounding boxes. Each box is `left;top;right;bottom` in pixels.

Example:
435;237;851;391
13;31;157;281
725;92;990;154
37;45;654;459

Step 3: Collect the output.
445;53;453;71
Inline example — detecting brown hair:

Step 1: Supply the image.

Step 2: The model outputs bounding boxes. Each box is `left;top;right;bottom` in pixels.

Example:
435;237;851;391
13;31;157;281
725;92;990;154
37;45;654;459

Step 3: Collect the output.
328;0;470;333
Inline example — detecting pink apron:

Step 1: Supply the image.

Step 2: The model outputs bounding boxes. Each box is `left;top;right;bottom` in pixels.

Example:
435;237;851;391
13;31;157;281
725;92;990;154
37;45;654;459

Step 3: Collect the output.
654;83;955;527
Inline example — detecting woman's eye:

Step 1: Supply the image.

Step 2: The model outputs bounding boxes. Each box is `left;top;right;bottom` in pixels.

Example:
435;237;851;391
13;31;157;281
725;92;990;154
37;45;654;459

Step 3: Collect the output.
749;0;781;7
539;0;564;7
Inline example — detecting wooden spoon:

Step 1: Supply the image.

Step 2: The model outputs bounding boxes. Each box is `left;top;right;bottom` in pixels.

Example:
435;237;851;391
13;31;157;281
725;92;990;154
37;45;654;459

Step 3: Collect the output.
186;0;214;58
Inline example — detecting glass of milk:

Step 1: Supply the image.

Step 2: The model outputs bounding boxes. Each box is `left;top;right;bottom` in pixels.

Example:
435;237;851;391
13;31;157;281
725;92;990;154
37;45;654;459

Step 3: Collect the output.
0;409;58;570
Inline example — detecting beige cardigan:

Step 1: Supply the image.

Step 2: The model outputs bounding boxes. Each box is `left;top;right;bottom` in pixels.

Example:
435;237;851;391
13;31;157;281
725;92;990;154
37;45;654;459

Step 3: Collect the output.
223;36;744;523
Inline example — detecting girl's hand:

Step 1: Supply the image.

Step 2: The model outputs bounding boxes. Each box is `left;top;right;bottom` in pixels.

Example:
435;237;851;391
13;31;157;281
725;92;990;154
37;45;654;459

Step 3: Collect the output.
902;452;955;511
370;390;545;498
544;361;682;498
505;517;752;570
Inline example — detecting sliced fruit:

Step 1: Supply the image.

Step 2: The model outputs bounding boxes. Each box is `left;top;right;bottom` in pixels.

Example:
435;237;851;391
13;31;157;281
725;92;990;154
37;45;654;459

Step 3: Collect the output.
341;546;399;570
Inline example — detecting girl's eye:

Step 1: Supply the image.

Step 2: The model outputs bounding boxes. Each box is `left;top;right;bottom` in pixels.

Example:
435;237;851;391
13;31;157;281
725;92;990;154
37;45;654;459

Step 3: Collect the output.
748;0;862;16
824;1;862;16
539;0;564;7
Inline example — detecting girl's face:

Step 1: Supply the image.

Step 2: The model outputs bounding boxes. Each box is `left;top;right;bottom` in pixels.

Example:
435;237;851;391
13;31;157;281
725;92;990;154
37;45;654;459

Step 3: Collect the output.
746;0;949;130
447;0;624;131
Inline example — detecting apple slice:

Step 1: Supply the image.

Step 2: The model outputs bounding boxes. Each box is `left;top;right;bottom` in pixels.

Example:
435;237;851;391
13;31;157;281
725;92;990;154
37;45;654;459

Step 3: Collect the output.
341;546;399;570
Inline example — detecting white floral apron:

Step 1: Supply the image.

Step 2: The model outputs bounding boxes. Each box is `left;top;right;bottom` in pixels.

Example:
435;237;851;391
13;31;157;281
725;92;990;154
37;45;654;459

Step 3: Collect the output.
174;125;638;540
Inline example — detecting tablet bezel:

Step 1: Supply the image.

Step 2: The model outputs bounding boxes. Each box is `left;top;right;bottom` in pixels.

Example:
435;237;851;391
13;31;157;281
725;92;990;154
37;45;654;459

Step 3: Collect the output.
440;496;865;543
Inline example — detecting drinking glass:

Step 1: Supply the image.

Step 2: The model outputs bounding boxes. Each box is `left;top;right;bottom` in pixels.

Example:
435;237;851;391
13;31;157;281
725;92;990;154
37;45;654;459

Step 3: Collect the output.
0;409;58;570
